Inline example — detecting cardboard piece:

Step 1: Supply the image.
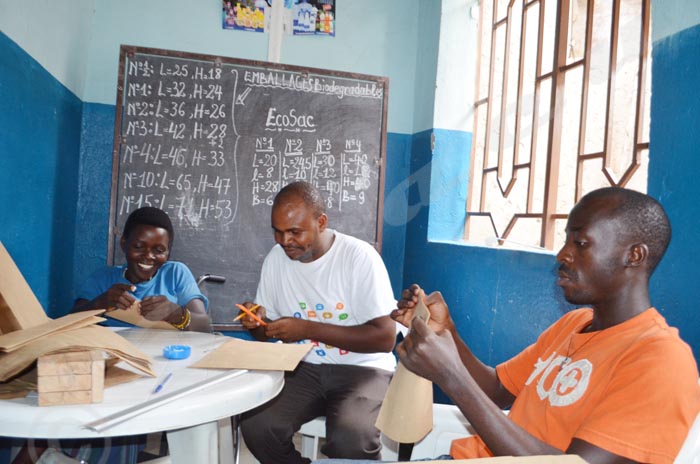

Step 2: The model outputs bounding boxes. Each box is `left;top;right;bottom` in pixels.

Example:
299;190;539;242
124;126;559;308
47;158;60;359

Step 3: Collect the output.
0;368;36;399
0;310;106;352
0;241;50;333
190;338;313;371
0;325;155;381
0;361;143;400
402;456;588;464
37;350;105;406
106;301;175;330
376;298;434;443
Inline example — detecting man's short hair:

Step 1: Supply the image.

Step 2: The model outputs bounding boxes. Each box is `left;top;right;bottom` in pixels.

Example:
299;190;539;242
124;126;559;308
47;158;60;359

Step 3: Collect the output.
123;207;174;243
273;181;326;218
581;187;671;275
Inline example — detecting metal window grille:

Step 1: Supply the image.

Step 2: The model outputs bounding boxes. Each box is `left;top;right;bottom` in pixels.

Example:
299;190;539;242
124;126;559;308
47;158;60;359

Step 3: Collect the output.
465;0;651;250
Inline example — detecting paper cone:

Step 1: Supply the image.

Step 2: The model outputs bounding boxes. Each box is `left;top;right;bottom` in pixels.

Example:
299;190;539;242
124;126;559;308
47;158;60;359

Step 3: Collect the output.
375;296;434;443
375;361;433;443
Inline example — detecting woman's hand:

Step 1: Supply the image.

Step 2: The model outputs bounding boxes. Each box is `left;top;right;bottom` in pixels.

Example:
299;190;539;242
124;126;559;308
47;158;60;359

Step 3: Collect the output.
104;284;137;311
140;295;181;322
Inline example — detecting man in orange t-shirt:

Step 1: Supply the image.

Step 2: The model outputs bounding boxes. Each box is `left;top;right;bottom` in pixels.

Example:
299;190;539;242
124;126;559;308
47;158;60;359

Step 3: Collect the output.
390;187;700;464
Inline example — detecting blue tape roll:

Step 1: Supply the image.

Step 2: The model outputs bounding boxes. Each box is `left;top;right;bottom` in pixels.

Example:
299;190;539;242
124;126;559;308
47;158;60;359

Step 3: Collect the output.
163;344;191;360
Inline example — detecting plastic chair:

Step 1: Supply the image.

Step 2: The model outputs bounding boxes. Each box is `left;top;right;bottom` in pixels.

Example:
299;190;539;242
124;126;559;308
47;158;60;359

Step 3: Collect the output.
675;412;700;464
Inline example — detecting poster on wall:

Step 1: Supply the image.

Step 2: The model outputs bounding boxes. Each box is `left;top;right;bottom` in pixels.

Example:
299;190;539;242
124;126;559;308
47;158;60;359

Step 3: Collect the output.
222;0;270;33
222;0;335;36
286;0;335;36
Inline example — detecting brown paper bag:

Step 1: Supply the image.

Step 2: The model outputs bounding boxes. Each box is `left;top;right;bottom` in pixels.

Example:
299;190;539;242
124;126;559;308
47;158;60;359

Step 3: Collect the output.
375;298;434;443
376;361;434;443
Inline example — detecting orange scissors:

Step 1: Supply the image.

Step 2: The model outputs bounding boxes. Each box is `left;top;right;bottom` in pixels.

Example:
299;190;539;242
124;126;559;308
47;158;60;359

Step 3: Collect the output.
234;303;267;326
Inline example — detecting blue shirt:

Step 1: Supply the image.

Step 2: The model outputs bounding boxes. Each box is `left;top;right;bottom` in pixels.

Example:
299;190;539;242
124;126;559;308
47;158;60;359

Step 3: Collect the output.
77;261;208;325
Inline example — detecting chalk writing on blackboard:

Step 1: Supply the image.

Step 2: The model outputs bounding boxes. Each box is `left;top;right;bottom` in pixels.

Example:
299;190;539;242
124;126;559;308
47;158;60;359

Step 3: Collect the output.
109;46;388;327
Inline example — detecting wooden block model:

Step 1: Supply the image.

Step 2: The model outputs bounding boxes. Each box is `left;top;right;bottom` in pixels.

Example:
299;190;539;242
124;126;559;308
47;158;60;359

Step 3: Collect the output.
37;350;105;406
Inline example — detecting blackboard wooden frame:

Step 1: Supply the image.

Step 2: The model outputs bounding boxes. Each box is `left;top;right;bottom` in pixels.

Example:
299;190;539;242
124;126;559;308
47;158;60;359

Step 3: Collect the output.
107;45;389;329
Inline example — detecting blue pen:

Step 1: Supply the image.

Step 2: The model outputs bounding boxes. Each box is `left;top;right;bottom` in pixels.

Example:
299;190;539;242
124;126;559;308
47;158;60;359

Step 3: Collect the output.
153;373;173;394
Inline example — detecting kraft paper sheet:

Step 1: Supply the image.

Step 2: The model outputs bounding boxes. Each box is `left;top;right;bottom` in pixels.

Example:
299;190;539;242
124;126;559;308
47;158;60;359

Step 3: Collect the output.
0;310;106;352
376;298;434;444
106;301;175;330
0;361;143;400
190;338;312;371
0;241;50;333
0;325;155;381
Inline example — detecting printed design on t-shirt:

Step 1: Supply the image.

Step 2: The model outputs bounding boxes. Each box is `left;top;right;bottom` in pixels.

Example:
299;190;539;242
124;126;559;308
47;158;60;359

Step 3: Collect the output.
315;342;327;356
301;301;351;357
525;351;592;407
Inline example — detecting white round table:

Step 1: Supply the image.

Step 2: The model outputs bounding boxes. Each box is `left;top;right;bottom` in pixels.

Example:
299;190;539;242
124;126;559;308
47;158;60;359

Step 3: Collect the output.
0;328;284;463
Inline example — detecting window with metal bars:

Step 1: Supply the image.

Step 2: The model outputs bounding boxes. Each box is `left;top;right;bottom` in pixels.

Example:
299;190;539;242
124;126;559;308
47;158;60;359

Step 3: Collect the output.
465;0;651;251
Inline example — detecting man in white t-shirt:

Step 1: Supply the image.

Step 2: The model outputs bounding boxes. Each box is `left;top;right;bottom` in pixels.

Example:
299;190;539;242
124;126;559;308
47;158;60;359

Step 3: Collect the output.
239;181;397;464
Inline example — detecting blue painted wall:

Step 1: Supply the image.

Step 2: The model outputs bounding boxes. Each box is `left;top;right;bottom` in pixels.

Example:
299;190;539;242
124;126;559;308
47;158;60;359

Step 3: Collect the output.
0;31;81;317
647;24;700;355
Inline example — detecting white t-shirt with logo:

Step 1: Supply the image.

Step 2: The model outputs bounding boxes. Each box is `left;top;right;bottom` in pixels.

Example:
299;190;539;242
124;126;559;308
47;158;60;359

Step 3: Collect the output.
255;230;397;372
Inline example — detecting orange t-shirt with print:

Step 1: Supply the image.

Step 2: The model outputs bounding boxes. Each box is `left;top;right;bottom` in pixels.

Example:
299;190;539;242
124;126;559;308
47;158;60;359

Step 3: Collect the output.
450;308;700;463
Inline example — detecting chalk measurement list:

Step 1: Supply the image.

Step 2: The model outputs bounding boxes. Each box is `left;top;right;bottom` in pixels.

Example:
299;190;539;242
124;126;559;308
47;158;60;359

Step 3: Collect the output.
250;136;373;210
117;56;235;229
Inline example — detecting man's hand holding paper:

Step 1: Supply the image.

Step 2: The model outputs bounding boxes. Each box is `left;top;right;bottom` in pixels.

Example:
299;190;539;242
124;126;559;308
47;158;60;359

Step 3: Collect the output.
395;316;467;388
391;283;454;334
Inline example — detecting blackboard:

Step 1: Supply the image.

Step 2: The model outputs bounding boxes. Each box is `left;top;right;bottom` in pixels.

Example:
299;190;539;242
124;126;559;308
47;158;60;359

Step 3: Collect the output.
108;45;388;328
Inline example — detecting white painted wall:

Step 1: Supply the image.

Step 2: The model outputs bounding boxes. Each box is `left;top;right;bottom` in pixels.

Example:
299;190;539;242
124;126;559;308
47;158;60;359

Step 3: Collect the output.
0;0;94;98
433;0;477;131
652;0;700;41
82;0;424;134
413;0;442;133
1;0;431;135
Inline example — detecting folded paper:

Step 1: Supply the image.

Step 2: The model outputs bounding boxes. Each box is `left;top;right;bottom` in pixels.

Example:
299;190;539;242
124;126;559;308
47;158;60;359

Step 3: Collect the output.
376;297;434;443
0;241;50;333
106;301;175;330
190;339;312;371
0;311;106;352
0;325;155;381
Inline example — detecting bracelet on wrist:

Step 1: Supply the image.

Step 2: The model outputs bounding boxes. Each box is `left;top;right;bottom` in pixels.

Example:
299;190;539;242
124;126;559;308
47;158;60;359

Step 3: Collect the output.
171;307;191;331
